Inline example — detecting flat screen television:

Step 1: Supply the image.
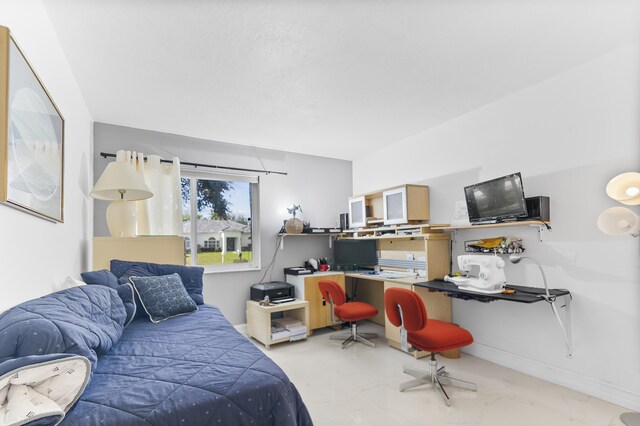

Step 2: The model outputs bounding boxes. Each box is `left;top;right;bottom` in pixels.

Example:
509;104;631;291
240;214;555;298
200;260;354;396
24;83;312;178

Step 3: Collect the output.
464;172;528;224
333;239;378;271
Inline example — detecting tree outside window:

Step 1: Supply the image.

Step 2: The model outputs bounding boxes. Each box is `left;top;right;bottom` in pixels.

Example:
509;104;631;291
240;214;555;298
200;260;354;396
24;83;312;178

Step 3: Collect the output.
181;172;259;271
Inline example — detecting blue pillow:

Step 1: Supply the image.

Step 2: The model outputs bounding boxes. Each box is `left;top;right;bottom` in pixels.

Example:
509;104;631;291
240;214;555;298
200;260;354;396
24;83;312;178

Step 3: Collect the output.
115;284;137;326
80;269;119;289
116;266;156;321
129;274;198;323
110;260;204;305
81;270;136;325
117;265;155;285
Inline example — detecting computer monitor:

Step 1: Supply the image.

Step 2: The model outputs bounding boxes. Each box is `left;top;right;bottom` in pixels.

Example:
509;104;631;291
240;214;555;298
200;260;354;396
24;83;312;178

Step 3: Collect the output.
333;239;378;271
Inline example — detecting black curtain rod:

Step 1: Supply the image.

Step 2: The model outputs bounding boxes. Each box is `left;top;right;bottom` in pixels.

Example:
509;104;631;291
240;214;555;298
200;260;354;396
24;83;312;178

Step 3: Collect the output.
99;152;287;176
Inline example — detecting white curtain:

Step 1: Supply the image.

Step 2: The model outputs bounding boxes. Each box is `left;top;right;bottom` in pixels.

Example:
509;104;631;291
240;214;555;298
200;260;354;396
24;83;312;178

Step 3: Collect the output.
115;150;182;236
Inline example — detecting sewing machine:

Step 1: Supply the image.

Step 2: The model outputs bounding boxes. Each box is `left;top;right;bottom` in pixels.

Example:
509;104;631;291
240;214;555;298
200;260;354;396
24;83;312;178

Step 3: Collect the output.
444;255;506;293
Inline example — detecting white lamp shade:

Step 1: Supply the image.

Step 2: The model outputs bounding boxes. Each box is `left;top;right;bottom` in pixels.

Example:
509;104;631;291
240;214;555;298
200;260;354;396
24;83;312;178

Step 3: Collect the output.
90;162;153;201
597;207;640;236
605;172;640;205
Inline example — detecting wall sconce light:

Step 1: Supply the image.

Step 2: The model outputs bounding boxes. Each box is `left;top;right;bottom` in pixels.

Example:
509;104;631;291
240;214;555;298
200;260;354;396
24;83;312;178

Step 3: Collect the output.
598;171;640;426
606;172;640;205
90;161;153;237
597;172;640;237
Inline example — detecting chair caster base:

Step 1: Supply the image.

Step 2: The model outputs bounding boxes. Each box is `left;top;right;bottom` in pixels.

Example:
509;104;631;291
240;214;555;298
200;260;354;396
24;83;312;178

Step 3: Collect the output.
329;323;377;349
400;358;476;406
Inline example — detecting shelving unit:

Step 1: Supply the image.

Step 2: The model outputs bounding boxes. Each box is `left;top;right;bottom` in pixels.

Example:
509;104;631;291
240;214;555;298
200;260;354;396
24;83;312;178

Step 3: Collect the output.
348;184;430;228
340;223;449;240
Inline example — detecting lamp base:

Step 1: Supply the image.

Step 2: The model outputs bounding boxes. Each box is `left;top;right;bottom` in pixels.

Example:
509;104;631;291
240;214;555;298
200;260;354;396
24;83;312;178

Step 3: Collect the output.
285;217;303;234
106;200;137;237
621;413;640;426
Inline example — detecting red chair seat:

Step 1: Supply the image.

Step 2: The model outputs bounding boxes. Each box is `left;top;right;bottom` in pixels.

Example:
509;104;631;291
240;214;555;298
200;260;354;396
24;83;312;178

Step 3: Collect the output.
408;319;473;353
335;302;378;322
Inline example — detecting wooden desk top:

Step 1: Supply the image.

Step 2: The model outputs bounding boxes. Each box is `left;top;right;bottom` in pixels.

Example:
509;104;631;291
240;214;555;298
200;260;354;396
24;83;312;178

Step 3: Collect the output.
344;272;420;285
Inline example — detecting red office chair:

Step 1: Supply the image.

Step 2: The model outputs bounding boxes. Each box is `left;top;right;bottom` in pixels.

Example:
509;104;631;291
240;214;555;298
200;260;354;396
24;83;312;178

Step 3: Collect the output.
318;280;378;349
384;287;476;406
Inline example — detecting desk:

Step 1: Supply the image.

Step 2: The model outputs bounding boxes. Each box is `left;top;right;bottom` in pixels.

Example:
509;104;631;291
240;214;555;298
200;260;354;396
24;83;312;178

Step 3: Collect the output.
344;272;458;359
344;272;426;325
414;280;573;358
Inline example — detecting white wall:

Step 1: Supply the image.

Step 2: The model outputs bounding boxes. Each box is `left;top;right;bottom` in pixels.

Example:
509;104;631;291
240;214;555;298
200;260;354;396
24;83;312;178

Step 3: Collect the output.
93;123;352;324
353;44;640;410
0;0;93;311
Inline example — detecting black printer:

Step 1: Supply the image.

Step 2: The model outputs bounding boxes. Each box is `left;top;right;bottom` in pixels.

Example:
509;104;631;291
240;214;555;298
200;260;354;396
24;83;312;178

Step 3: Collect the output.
250;281;295;304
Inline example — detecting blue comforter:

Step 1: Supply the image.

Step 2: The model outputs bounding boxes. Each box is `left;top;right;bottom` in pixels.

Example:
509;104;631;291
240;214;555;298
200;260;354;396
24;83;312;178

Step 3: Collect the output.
66;305;311;425
0;286;312;425
0;286;125;369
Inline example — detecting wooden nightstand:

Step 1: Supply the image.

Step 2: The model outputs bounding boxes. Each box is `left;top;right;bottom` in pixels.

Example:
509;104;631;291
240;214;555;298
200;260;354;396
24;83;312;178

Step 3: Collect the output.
246;299;309;349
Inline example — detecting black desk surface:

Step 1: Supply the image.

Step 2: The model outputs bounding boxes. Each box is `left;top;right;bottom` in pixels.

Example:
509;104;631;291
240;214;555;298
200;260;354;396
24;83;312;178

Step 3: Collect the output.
414;280;571;304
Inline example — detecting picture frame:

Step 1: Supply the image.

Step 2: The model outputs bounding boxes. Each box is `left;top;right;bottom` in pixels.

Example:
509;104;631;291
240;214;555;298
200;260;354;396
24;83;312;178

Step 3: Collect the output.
0;26;64;223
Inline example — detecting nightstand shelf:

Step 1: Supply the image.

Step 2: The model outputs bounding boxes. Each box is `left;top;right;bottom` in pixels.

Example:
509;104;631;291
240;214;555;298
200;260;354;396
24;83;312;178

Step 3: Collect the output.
246;299;309;349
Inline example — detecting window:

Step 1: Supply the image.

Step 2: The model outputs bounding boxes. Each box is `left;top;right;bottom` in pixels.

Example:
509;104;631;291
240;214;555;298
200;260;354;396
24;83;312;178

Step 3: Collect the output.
181;170;260;272
204;237;219;250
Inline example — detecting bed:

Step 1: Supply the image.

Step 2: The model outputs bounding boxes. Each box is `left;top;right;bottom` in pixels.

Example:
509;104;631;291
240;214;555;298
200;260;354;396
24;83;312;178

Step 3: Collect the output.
0;285;313;426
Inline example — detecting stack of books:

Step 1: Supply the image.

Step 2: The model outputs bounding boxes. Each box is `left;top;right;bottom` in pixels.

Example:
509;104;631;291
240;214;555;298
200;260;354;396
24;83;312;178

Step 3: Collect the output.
270;317;307;341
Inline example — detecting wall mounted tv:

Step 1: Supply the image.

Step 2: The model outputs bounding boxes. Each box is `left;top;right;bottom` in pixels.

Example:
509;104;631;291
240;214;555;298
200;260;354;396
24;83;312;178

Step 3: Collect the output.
464;172;528;224
333;239;378;271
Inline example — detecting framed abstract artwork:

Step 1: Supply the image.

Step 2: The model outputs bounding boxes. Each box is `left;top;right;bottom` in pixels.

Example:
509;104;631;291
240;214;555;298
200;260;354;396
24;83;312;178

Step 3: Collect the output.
0;26;64;222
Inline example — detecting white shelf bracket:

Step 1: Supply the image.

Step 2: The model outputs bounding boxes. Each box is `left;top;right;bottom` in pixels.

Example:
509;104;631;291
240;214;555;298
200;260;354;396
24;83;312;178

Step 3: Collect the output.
532;224;545;242
279;235;285;250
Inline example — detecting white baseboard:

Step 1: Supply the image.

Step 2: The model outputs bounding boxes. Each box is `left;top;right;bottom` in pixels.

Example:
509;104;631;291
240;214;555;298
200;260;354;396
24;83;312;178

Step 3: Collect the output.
234;323;248;335
465;344;640;412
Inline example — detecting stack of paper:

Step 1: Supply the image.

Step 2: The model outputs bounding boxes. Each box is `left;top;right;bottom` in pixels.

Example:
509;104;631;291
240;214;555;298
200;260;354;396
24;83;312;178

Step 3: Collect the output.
271;317;307;341
271;322;288;340
286;324;307;341
271;329;291;340
272;317;302;329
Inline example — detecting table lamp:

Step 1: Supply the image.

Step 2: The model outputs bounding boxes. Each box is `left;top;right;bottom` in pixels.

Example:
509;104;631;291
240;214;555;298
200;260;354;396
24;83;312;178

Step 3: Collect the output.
90;161;153;237
285;204;303;234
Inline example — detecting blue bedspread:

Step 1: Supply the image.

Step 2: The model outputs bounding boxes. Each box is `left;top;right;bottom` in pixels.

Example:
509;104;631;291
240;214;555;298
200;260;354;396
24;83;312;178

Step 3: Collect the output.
0;286;125;369
63;305;313;426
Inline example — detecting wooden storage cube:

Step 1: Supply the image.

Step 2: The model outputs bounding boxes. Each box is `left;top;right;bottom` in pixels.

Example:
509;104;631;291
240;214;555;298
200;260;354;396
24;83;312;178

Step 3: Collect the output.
246;299;309;349
383;184;429;225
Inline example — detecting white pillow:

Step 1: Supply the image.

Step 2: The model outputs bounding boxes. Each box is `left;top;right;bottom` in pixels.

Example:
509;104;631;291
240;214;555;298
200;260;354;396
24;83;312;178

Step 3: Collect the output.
61;276;86;290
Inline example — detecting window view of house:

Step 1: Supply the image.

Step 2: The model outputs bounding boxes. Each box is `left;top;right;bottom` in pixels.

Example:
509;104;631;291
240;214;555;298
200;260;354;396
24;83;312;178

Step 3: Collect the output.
181;175;256;269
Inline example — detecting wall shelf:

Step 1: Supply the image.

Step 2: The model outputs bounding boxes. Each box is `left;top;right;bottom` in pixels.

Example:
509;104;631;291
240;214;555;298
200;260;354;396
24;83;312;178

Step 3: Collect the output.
278;233;339;250
432;220;551;242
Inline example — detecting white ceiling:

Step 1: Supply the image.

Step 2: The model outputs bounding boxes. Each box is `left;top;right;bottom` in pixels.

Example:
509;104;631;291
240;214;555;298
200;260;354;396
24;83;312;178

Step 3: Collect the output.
44;0;640;160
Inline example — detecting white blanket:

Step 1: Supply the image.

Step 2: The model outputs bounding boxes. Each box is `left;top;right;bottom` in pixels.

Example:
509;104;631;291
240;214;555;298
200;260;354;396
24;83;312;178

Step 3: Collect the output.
0;356;90;426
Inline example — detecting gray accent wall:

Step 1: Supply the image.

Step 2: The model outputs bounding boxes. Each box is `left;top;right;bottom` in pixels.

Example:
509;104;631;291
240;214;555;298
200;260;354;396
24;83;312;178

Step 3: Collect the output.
94;123;352;324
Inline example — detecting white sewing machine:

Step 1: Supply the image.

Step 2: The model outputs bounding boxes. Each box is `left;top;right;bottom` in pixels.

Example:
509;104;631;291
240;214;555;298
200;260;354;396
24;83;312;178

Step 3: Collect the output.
444;255;506;293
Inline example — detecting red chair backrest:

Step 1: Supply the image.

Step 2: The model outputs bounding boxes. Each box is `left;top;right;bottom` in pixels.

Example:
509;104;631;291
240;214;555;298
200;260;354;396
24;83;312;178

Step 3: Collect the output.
318;280;346;306
384;287;427;332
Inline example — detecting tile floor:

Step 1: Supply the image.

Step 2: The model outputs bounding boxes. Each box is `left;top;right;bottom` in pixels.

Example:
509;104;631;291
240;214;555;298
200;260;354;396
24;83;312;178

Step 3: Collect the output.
251;323;629;426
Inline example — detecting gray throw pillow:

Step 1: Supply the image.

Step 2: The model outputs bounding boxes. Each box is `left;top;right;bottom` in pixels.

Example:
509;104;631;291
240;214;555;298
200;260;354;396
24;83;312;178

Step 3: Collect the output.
129;273;198;323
